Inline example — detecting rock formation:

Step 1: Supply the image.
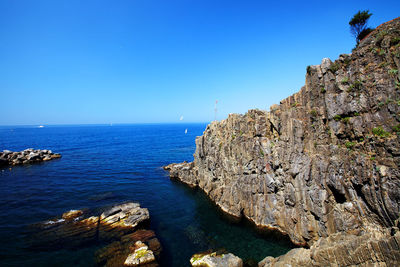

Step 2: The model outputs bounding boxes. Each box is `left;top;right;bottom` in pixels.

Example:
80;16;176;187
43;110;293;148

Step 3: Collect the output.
0;148;61;166
190;252;243;267
165;17;400;266
28;202;161;266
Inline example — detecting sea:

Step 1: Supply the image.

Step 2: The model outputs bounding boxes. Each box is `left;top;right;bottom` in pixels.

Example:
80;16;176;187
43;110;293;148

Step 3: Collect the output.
0;124;294;266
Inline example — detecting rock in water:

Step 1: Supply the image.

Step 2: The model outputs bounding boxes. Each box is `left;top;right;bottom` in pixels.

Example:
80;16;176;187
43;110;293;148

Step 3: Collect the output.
0;149;61;167
190;252;243;267
96;229;161;267
28;202;161;266
124;241;156;266
165;17;400;266
28;202;150;250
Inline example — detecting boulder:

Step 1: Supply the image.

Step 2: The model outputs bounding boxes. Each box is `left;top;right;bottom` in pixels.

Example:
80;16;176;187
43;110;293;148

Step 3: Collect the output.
190;252;243;267
0;149;61;167
124;241;156;266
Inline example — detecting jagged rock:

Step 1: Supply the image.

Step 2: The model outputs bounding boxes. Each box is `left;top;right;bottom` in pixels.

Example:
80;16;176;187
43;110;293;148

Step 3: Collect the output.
124;241;156;266
28;202;150;250
259;231;400;266
95;229;161;267
190;252;243;267
0;149;61;167
62;210;83;220
26;202;160;266
165;17;400;266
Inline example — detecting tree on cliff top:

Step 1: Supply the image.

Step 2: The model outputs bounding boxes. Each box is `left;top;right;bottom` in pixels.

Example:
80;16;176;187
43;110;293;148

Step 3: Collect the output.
349;10;373;44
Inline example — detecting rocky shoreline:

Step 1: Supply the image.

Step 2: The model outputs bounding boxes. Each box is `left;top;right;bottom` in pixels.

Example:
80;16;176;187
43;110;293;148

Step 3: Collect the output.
0;148;61;167
164;18;400;266
28;202;161;266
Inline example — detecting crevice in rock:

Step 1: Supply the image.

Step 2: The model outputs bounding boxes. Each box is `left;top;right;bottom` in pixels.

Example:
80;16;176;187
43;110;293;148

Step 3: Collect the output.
352;182;377;216
327;184;346;204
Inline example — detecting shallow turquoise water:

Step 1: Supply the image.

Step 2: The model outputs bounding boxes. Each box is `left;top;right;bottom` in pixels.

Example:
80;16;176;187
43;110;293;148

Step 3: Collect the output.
0;124;294;266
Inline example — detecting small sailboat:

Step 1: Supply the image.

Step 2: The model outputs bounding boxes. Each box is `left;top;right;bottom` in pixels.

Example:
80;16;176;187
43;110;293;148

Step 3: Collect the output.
38;125;44;128
185;128;188;134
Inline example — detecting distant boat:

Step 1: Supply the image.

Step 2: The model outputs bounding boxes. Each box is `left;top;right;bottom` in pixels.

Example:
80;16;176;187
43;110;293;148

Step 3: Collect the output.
38;125;44;128
185;128;188;134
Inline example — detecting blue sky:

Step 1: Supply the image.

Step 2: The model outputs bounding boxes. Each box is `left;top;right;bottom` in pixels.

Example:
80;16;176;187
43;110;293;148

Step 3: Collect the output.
0;0;399;125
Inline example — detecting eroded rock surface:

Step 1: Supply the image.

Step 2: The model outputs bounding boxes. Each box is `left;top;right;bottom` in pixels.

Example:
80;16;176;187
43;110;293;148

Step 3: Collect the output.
165;18;400;265
190;252;243;267
28;202;159;266
0;148;61;166
259;231;400;267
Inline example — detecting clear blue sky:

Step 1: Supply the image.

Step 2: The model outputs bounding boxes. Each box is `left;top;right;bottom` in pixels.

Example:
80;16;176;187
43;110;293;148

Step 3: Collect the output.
0;0;399;125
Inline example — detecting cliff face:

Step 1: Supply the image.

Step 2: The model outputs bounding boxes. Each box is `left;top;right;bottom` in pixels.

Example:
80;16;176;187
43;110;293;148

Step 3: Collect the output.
165;18;400;264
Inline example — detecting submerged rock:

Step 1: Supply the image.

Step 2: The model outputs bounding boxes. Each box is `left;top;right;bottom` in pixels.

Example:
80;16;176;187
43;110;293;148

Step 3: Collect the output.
27;202;161;266
28;202;151;250
190;252;243;267
0;149;61;166
124;241;156;266
165;17;400;266
96;229;161;267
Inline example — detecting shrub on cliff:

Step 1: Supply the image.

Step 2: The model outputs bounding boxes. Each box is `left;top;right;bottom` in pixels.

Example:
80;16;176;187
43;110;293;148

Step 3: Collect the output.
349;10;373;44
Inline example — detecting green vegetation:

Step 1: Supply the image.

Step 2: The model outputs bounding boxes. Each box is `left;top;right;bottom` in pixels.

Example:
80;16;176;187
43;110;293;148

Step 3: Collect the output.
291;102;300;108
341;77;349;84
393;124;400;133
329;62;340;73
310;109;318;117
341;117;350;124
391;37;400;46
375;30;388;45
259;149;264;157
388;69;398;76
134;248;150;259
321;87;326;93
349;10;373;44
231;134;236;140
333;115;342;121
348;80;362;92
345;141;356;149
343;57;352;66
354;112;360;116
372;126;390;137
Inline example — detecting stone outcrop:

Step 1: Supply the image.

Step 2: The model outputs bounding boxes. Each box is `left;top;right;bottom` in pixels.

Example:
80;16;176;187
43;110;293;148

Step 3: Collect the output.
96;232;161;267
165;18;400;265
28;202;160;266
0;148;61;166
259;231;400;267
190;252;243;267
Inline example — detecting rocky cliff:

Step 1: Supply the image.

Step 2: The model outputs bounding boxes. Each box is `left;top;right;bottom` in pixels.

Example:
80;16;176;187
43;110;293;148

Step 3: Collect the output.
165;17;400;265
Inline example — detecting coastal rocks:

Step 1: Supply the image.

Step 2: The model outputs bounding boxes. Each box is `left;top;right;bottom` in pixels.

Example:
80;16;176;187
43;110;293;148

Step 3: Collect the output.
259;230;400;266
28;202;160;266
124;241;156;266
96;231;161;267
165;18;400;266
0;149;61;166
190;252;243;267
28;202;152;252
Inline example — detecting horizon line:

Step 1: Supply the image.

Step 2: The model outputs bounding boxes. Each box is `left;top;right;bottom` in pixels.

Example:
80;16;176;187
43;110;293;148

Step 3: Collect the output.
0;121;212;127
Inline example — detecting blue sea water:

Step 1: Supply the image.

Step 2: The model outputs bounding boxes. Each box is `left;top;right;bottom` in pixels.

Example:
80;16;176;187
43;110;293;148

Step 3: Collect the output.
0;124;293;266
